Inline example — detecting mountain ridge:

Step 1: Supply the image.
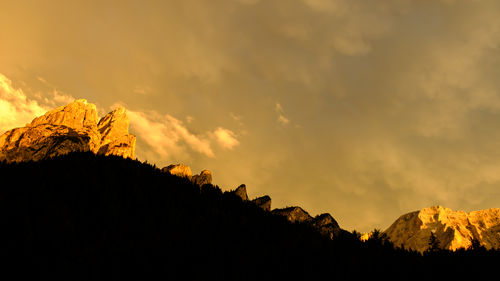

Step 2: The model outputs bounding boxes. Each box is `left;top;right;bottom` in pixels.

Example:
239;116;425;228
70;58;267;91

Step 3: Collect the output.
384;205;500;252
2;152;500;280
0;99;135;162
2;100;500;256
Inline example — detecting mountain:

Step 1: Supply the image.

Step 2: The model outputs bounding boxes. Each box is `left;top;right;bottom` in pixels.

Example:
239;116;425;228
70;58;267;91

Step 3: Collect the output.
0;153;362;280
2;154;500;280
0;99;135;162
2;101;500;279
271;206;348;239
162;163;349;240
384;205;500;252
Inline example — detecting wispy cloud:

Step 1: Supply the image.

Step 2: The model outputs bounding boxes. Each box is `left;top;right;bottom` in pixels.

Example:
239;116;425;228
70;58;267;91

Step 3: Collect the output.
214;127;239;150
0;74;47;133
127;110;215;159
0;74;74;134
275;102;290;126
127;108;242;160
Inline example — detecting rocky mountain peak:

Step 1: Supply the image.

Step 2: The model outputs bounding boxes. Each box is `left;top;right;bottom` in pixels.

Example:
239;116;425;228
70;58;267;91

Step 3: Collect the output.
384;206;500;252
233;184;248;201
312;213;344;239
272;207;313;223
162;164;193;179
0;100;135;162
191;170;212;186
98;106;129;137
251;196;271;211
313;213;340;228
29;99;98;129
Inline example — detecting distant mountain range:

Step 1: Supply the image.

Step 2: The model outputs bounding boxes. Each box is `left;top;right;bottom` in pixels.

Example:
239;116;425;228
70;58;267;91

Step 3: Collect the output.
2;99;500;255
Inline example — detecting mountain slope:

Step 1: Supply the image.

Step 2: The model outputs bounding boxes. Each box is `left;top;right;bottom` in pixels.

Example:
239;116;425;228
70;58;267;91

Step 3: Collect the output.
0;153;348;280
1;153;500;280
0;99;135;162
384;206;500;252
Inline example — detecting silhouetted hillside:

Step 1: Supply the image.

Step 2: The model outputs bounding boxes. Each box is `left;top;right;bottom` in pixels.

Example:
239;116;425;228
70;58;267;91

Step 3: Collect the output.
0;153;499;280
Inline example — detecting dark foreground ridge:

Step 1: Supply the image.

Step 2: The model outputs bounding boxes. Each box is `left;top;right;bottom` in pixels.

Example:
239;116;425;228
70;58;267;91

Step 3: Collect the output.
1;153;499;280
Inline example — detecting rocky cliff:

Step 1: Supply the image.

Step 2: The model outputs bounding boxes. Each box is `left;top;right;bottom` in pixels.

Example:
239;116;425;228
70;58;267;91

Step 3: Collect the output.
191;170;212;186
163;164;193;179
384;206;500;252
272;206;346;238
162;163;347;239
252;196;272;211
272;206;313;223
233;184;249;201
0;99;135;162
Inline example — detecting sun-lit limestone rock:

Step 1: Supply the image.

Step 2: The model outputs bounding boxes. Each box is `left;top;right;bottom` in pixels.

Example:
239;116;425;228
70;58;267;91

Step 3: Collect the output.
251;196;271;211
272;206;313;223
191;170;212;186
312;213;344;239
272;207;346;238
30;99;99;129
97;106;135;159
0;99;136;162
384;206;500;252
360;232;373;242
162;164;193;179
233;184;249;201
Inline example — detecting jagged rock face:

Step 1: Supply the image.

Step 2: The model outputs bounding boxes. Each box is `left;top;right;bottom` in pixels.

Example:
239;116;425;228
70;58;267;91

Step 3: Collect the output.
0;99;135;162
163;164;193;179
191;170;212;186
30;99;99;129
272;207;313;223
272;207;346;238
384;206;500;252
233;184;248;201
360;232;373;242
97;107;135;158
252;196;271;211
312;213;343;239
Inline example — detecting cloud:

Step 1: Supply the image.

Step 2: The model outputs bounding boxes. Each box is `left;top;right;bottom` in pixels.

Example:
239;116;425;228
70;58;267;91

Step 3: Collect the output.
275;103;290;126
0;74;47;133
128;108;241;160
214;127;240;150
167;115;215;157
0;74;74;134
127;110;215;159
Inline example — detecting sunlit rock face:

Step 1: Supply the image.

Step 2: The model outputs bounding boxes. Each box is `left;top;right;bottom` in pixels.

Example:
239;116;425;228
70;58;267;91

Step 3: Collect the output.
360;232;373;242
272;207;313;223
252;195;271;211
0;99;135;162
273;207;345;238
97;107;135;158
162;164;193;179
191;170;212;186
312;213;344;239
233;184;248;201
384;206;500;252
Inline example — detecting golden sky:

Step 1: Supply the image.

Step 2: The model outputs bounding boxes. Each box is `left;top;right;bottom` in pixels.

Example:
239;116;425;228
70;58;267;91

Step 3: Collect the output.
2;0;500;232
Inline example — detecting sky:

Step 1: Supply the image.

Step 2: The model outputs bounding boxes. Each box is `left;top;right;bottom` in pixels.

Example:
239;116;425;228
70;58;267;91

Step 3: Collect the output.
1;0;500;232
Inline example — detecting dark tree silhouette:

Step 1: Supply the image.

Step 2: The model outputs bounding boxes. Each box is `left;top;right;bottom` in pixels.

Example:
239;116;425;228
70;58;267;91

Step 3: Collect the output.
0;152;499;280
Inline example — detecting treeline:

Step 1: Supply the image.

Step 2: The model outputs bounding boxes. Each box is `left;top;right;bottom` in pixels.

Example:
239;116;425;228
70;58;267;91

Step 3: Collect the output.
0;152;498;280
